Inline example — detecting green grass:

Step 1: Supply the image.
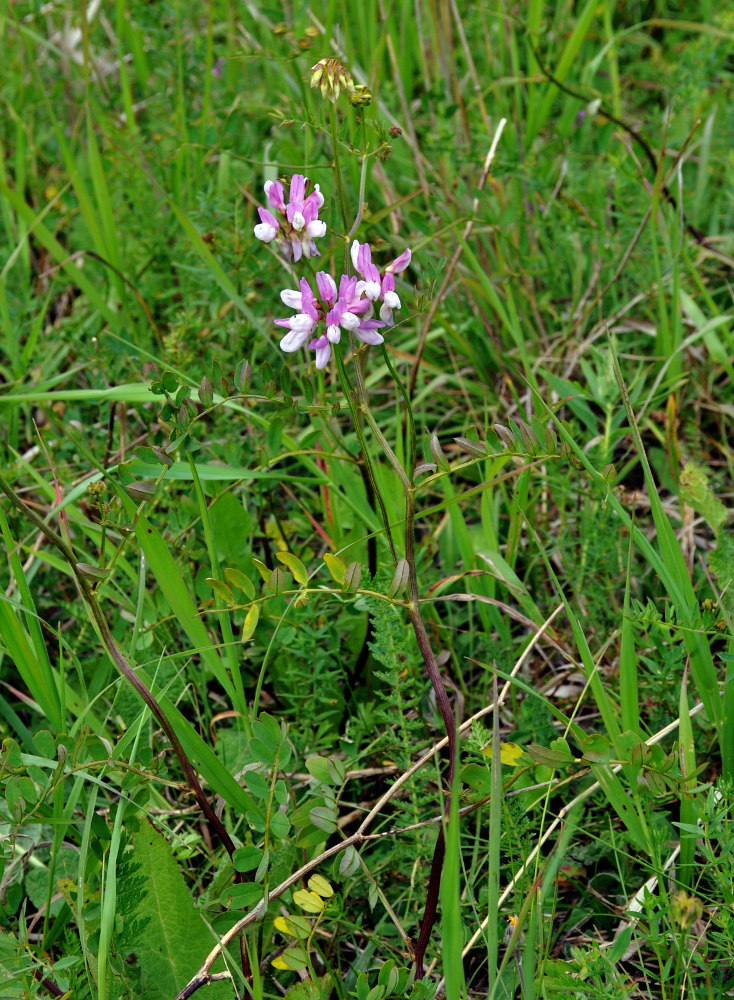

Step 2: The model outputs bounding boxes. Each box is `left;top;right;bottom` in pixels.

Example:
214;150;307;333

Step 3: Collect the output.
1;2;734;999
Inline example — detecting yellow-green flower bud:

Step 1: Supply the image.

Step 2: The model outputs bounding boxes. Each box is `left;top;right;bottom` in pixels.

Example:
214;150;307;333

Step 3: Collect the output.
348;84;372;107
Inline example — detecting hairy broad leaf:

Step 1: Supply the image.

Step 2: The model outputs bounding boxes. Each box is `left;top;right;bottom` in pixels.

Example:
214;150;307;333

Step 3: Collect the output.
116;820;230;1000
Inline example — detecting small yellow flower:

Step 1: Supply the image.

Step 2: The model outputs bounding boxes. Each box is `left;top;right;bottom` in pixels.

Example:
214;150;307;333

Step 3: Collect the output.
504;914;525;948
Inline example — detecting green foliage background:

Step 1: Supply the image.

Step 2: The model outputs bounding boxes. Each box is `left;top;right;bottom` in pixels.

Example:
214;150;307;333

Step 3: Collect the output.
1;1;733;999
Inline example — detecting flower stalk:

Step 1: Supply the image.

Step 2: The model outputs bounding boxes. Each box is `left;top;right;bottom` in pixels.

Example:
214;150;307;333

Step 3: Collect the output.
253;146;456;974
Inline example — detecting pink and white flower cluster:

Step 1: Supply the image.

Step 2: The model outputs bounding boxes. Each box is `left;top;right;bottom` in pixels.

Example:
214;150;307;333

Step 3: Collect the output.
254;174;326;262
276;240;412;369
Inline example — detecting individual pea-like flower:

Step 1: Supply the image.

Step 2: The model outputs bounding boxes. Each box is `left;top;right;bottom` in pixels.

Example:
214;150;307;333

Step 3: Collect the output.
253;174;326;262
276;271;385;370
351;240;412;325
310;58;355;103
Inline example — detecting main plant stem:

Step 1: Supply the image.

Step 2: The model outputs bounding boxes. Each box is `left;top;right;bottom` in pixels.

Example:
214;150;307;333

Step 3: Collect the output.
335;342;456;974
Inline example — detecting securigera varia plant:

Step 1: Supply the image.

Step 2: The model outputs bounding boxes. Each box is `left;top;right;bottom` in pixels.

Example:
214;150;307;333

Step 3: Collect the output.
248;57;458;982
253;179;412;369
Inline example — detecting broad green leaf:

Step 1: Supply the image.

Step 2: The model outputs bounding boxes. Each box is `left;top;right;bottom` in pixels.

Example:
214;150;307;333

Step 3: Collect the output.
526;743;574;768
265;567;288;595
117;820;229;999
274;915;311;939
206;578;233;604
339;846;360;878
387;558;409;598
251;558;271;582
224;567;256;599
270;811;291;839
309;806;337;833
272;946;309;971
307;874;334;899
323;553;345;584
293;889;324;914
242;604;260;642
276;551;309;585
344;561;362;593
233;846;264;873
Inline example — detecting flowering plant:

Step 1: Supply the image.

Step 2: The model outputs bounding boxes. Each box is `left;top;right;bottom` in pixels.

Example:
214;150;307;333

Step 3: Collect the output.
254;176;411;370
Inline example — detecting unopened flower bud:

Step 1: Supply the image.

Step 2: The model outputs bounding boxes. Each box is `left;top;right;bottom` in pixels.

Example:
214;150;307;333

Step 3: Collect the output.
349;84;373;107
389;126;402;138
310;58;355;103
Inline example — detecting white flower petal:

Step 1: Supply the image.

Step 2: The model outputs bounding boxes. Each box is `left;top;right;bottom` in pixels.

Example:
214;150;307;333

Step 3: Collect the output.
314;343;332;368
340;312;359;331
280;288;303;309
280;327;312;352
350;239;360;270
254;223;277;242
